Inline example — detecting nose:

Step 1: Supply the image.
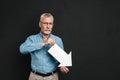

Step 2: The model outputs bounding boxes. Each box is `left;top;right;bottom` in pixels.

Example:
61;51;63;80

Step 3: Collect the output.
46;24;50;29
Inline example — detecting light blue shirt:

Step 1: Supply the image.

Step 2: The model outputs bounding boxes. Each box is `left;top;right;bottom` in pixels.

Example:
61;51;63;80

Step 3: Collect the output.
19;33;64;74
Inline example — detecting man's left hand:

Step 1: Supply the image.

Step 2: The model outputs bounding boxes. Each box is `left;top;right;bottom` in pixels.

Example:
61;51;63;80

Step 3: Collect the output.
60;66;69;74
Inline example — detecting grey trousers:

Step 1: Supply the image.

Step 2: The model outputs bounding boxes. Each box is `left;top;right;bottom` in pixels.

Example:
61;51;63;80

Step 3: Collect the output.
28;72;59;80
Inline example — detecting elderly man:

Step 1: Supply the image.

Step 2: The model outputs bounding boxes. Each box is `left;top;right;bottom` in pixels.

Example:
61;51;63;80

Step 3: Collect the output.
19;13;69;80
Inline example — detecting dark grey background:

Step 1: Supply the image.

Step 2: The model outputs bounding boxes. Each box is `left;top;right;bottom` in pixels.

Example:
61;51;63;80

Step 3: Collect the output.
0;0;120;80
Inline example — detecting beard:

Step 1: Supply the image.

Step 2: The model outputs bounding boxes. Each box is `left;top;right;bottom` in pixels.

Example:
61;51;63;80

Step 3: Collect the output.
43;30;51;35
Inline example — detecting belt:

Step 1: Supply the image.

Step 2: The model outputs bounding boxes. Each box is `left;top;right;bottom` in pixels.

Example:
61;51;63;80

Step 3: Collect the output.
31;69;58;77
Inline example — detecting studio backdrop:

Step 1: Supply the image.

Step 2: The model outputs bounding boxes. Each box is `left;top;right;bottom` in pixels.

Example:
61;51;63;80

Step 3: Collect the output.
0;0;120;80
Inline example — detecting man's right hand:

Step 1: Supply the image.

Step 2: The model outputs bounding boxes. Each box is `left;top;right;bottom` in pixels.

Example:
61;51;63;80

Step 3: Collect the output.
42;38;55;46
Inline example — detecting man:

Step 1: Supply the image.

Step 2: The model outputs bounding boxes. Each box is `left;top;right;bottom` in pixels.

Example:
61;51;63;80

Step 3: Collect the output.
19;13;69;80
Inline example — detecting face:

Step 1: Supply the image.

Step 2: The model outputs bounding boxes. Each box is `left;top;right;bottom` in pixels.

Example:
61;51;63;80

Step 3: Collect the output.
39;17;53;35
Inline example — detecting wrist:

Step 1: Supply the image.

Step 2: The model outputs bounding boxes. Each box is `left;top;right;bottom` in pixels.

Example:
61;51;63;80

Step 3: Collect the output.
42;42;46;46
42;41;48;46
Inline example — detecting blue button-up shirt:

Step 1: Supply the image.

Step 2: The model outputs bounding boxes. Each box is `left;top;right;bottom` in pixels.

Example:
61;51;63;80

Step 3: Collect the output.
19;33;64;74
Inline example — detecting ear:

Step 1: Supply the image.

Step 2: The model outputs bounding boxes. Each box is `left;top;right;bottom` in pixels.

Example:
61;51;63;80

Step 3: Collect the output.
39;22;41;28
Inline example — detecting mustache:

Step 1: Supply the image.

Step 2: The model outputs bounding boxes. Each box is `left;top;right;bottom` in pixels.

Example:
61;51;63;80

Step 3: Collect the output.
44;30;51;31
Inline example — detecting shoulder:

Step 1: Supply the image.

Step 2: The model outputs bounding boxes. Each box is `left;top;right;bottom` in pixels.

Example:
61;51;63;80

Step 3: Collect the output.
26;33;39;40
51;34;62;40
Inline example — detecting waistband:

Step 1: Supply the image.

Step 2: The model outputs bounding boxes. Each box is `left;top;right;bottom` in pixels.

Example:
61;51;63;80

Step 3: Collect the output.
31;69;58;77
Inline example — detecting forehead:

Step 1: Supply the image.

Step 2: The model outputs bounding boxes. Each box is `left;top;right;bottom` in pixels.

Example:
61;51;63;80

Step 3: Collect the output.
41;17;53;22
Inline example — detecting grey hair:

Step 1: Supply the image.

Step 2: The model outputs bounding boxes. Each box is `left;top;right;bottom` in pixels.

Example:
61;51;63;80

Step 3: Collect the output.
40;13;54;21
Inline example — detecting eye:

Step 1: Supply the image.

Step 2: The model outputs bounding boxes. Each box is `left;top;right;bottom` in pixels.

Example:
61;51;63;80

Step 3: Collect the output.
49;23;53;25
41;22;53;25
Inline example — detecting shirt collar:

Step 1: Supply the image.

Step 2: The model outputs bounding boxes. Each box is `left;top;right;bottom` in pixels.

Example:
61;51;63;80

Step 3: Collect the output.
39;32;52;39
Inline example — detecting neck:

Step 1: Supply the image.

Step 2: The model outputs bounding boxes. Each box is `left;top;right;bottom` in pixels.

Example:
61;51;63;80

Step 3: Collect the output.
43;34;49;39
41;32;50;40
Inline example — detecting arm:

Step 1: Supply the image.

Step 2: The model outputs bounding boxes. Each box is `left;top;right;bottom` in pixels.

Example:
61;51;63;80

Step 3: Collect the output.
19;36;43;54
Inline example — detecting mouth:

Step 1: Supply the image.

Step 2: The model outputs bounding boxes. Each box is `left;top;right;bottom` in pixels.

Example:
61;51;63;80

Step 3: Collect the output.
45;30;51;31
